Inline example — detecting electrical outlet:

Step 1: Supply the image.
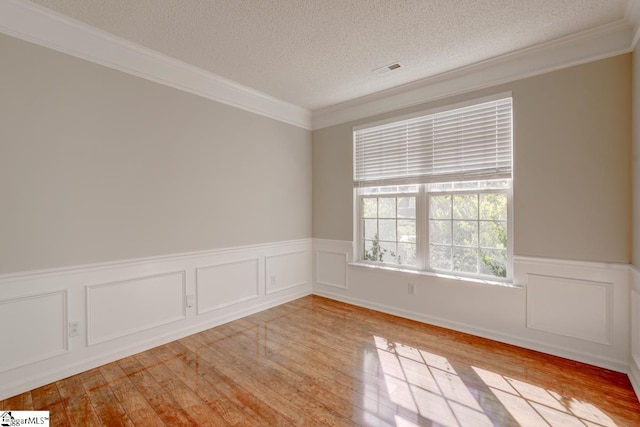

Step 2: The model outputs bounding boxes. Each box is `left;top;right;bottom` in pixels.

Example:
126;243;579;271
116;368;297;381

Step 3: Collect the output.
186;294;195;308
270;275;277;286
69;321;80;337
408;283;416;295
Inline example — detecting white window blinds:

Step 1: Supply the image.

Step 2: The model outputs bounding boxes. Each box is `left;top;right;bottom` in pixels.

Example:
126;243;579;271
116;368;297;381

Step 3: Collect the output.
354;97;512;186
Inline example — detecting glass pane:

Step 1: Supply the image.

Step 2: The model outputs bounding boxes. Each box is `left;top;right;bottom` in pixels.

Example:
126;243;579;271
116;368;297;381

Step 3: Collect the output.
453;221;478;247
480;193;507;220
379;219;396;241
361;187;380;195
379;186;398;194
379;198;396;218
427;182;453;192
430;245;452;270
380;241;397;264
480;179;509;189
453;181;480;190
398;220;416;243
430;195;451;219
363;219;378;240
397;243;417;265
398;185;419;193
362;198;377;218
430;220;451;245
363;239;388;262
480;221;507;249
453;247;478;274
480;249;507;277
363;240;375;261
398;197;416;218
453;195;478;219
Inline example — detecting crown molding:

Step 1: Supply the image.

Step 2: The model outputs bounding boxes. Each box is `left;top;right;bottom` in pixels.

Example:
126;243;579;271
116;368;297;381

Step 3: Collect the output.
312;19;635;130
0;0;312;130
627;0;640;48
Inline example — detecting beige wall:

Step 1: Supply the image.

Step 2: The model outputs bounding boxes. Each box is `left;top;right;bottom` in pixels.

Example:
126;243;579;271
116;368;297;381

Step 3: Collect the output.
313;54;631;263
0;34;312;274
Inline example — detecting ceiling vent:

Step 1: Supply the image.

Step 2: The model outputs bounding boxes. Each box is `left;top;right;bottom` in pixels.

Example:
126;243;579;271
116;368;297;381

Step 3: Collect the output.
373;62;402;75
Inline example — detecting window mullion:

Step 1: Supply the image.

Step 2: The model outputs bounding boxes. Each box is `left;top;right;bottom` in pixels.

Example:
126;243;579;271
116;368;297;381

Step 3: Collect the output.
418;185;428;270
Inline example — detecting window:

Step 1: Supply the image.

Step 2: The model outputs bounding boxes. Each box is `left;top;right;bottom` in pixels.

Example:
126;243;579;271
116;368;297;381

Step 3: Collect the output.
354;95;513;281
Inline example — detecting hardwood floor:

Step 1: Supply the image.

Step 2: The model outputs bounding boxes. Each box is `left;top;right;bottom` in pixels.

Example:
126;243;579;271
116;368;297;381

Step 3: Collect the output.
2;295;639;426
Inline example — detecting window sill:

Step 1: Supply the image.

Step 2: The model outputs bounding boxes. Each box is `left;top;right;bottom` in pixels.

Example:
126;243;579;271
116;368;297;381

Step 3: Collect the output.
348;262;523;289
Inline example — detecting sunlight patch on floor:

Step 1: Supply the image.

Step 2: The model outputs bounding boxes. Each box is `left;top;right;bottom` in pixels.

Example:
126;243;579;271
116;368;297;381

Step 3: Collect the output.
365;335;617;427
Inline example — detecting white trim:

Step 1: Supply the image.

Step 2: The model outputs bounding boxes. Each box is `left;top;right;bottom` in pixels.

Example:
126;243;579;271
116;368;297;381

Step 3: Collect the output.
85;271;187;346
0;290;69;373
631;264;640;291
313;238;355;250
312;20;634;129
265;250;309;295
315;250;349;289
631;354;640;399
312;288;629;373
0;0;312;130
525;274;613;345
626;0;640;49
195;258;260;315
0;238;312;281
514;255;630;271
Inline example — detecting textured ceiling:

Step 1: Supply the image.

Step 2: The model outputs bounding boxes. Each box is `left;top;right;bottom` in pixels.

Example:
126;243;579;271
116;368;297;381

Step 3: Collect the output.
28;0;629;111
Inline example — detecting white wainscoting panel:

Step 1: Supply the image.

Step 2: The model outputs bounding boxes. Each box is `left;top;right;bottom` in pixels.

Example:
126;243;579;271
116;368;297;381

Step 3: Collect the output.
316;250;348;289
0;291;68;373
87;271;186;346
313;239;353;295
0;238;311;400
196;259;259;314
526;274;612;345
265;251;309;294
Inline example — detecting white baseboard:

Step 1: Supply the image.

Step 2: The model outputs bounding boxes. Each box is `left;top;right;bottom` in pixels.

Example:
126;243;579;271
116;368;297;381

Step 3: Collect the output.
0;239;312;400
630;354;640;398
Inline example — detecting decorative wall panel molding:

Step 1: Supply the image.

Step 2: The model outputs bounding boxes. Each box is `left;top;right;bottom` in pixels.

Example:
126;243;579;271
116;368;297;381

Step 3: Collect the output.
87;271;186;346
316;249;348;289
0;290;68;372
196;258;259;314
526;274;612;345
265;251;310;294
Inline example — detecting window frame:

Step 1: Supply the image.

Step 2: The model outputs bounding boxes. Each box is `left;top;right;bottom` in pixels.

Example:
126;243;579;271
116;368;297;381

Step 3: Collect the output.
355;181;513;282
356;188;423;270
